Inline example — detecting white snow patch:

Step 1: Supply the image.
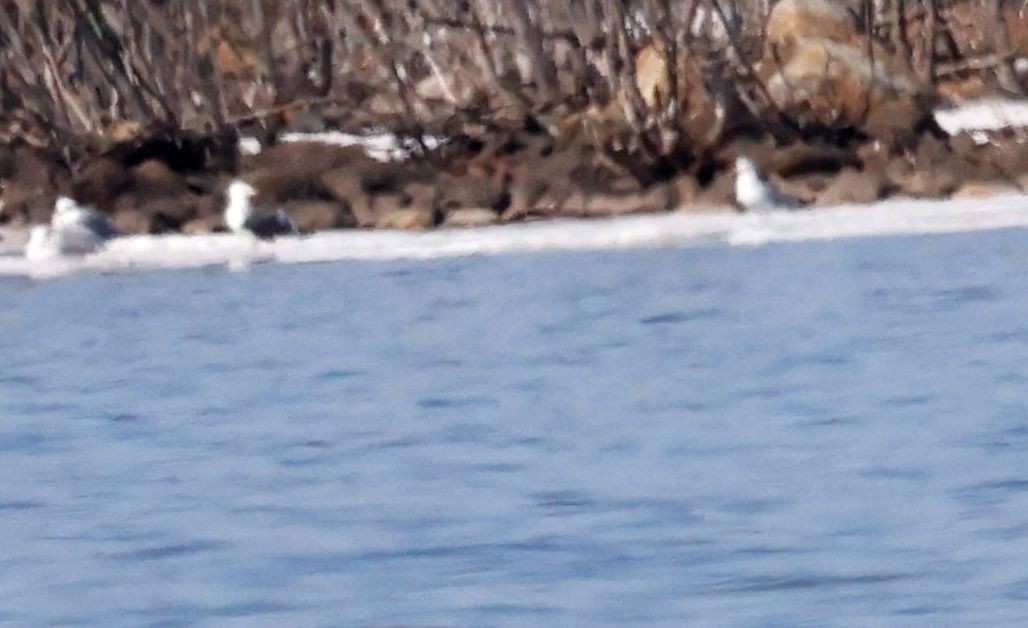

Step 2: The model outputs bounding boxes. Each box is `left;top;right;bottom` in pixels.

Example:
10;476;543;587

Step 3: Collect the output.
238;137;262;156
934;99;1028;135
3;193;1028;279
239;131;447;162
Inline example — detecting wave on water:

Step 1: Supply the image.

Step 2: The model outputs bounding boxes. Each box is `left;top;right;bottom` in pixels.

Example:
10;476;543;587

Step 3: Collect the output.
2;194;1027;278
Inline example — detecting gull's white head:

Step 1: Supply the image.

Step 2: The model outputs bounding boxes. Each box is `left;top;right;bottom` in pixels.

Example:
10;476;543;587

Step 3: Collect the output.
734;156;767;208
225;180;257;233
54;196;77;215
227;180;257;203
735;157;761;182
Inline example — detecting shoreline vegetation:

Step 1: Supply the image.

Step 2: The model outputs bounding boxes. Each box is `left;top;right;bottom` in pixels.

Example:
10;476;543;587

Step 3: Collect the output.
2;0;1028;239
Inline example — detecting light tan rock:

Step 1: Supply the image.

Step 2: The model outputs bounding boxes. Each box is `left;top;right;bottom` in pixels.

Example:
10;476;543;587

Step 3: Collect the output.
181;215;224;235
952;181;1021;199
375;208;434;230
436;174;505;211
762;0;927;135
282;200;351;232
670;174;700;207
635;43;672;110
816;167;885;206
442;207;499;228
766;0;857;49
113;209;153;235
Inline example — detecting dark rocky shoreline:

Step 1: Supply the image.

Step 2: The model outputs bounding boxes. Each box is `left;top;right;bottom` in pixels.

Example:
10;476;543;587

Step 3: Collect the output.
1;117;1025;242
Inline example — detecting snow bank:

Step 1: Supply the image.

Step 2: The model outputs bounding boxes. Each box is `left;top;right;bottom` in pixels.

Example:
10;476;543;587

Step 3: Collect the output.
3;193;1028;279
240;99;1027;161
245;100;1028;161
239;131;447;162
934;99;1028;135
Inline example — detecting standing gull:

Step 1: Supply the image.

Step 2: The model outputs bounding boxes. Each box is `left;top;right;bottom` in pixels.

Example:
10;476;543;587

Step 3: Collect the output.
734;157;803;212
51;196;122;238
25;197;121;259
224;180;297;239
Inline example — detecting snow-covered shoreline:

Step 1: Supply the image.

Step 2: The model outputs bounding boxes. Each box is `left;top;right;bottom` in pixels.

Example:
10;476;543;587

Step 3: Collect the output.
2;192;1027;279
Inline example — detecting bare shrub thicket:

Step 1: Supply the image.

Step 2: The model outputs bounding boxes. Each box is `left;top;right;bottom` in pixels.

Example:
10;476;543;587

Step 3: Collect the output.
0;0;1023;166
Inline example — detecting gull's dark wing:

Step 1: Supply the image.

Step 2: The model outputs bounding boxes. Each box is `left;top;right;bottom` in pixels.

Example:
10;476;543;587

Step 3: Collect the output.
769;185;804;210
83;210;122;239
248;210;297;240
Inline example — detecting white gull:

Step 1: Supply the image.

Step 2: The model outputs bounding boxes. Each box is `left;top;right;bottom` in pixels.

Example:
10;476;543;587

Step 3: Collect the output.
734;157;803;212
25;197;121;260
225;180;297;239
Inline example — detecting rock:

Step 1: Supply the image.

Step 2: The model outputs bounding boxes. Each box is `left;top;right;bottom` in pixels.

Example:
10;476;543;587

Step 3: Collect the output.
131;159;187;197
442;207;499;228
320;159;423;198
321;162;435;228
860;97;928;143
816;167;885;205
952;181;1021;199
72;157;131;209
319;165;375;226
857;140;891;173
1;146;67;224
936;76;989;102
694;169;737;209
113;195;197;231
367;193;412;225
103;120;143;144
245;142;368;174
502;141;641;219
635;42;672;109
375;208;435;230
247;143;374;201
195;193;226;218
761;0;928;137
774;173;824;203
977;137;1028;182
181;215;224;235
282;200;353;232
569;185;673;217
766;0;857;50
670;174;701;207
504;175;573;221
404;183;438;213
436;174;507;211
113;209;154;234
143;197;198;231
887;157;959;197
319;166;364;208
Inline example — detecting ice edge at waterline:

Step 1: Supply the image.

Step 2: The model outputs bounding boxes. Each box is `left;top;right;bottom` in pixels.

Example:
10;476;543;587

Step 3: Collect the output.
2;193;1028;278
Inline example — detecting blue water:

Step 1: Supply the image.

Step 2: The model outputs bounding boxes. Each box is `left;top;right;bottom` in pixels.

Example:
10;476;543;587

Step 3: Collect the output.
3;230;1028;626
